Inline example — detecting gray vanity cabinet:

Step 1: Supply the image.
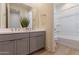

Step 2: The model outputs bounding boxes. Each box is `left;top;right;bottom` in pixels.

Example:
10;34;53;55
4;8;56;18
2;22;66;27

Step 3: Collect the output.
16;38;29;55
30;31;45;53
0;40;15;55
0;31;45;55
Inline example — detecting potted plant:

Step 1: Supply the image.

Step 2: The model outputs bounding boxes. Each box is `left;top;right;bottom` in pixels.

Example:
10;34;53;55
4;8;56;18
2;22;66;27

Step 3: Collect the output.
20;17;30;28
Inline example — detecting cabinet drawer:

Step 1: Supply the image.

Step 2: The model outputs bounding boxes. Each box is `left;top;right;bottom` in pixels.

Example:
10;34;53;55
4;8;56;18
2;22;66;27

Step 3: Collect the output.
30;31;45;37
0;34;12;41
12;33;29;39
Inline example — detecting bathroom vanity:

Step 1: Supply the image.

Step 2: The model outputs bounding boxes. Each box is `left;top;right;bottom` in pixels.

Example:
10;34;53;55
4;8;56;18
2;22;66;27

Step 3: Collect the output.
0;30;45;55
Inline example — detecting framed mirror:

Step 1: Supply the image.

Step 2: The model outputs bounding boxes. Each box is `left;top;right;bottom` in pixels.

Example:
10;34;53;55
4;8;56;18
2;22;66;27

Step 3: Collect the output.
6;3;32;28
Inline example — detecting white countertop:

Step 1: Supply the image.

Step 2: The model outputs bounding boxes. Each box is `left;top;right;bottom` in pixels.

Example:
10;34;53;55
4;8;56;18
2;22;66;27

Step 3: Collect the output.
0;29;45;34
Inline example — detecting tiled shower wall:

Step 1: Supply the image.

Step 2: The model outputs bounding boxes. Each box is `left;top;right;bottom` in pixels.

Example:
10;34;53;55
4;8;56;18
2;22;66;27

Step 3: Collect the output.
61;4;79;36
55;4;79;37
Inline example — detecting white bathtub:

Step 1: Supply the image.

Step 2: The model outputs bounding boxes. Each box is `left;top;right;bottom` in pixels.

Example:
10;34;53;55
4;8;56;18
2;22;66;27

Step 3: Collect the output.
55;35;79;50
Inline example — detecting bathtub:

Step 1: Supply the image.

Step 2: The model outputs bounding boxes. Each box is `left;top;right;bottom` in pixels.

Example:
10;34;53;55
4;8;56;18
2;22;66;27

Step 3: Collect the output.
55;35;79;50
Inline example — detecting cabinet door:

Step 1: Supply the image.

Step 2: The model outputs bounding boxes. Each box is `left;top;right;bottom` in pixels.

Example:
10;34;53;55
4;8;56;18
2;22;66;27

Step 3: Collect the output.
37;36;45;49
30;36;45;53
0;40;15;55
16;38;29;55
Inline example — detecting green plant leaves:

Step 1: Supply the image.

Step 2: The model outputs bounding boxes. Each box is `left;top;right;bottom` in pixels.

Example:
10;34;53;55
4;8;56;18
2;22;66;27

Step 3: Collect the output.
20;18;30;27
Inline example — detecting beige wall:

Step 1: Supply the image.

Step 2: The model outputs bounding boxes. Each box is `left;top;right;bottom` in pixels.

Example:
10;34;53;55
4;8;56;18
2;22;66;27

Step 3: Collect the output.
0;3;6;28
32;6;39;29
31;4;56;52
